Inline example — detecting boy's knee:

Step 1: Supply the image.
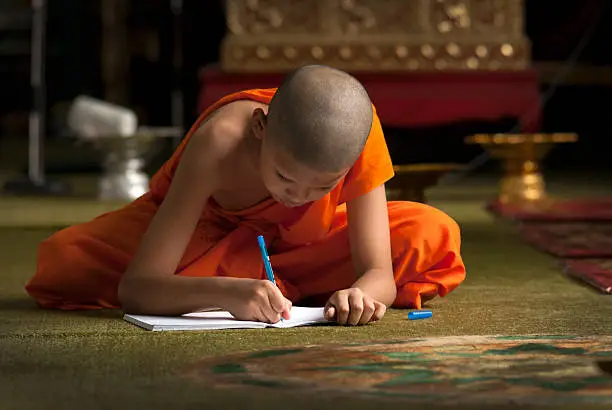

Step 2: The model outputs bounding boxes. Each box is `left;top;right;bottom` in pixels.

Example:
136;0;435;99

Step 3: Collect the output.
390;202;461;248
28;228;82;301
36;227;77;271
423;204;461;243
389;202;466;308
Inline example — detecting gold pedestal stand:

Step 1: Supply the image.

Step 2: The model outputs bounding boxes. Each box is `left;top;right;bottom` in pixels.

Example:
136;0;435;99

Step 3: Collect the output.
465;133;578;208
386;164;464;203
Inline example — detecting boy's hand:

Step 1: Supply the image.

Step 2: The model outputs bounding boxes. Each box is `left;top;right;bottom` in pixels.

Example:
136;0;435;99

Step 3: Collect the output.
324;287;386;326
223;279;292;323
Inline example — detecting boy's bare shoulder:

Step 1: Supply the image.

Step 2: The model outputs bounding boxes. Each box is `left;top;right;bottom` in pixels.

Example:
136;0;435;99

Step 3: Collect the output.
189;100;265;158
172;99;266;195
189;108;242;155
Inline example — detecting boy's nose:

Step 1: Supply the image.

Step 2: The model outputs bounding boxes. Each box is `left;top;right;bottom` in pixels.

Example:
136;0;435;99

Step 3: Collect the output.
285;187;309;203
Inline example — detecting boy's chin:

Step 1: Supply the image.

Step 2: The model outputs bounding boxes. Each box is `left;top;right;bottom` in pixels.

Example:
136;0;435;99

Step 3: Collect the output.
284;201;306;208
271;194;305;208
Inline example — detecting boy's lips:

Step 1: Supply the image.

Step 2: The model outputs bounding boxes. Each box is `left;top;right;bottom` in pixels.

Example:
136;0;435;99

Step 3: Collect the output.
272;194;303;207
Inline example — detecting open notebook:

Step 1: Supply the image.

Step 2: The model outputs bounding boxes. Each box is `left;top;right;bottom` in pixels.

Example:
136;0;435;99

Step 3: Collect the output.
123;306;329;331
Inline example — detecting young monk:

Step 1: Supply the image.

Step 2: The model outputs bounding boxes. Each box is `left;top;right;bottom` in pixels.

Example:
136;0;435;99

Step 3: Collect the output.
26;65;466;326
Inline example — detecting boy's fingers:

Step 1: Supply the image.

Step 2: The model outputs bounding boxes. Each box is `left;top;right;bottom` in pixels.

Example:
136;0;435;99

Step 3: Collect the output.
324;306;336;321
262;303;282;323
267;284;288;313
359;299;376;325
324;295;337;320
256;304;277;324
335;296;350;325
372;302;387;322
282;298;293;320
347;292;364;326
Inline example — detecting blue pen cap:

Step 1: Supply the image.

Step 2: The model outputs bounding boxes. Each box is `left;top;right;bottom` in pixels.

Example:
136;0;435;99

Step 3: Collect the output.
257;235;266;248
408;310;432;320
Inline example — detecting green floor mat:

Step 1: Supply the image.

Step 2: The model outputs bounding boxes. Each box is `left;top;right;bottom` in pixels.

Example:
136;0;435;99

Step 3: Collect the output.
1;175;611;409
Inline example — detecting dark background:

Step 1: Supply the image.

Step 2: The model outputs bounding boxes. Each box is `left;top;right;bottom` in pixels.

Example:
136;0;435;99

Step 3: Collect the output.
1;0;611;173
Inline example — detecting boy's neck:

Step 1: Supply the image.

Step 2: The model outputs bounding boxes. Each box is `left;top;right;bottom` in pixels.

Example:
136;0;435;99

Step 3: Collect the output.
241;127;263;177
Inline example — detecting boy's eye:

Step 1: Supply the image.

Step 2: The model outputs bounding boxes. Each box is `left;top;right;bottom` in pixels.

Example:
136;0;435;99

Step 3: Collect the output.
276;170;290;181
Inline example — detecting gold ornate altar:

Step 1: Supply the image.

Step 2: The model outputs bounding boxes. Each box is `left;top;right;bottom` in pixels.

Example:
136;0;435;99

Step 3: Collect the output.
221;0;530;72
466;133;579;206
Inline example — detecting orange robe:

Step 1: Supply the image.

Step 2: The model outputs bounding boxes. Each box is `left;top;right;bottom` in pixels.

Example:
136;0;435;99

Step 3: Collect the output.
26;89;466;310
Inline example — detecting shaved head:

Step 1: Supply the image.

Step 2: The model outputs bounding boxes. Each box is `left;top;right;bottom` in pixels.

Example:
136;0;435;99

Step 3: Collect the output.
266;65;373;173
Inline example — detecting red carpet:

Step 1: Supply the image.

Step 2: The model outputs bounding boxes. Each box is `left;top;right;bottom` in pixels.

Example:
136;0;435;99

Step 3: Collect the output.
488;195;612;295
487;198;612;222
519;222;612;258
563;259;612;294
516;214;612;295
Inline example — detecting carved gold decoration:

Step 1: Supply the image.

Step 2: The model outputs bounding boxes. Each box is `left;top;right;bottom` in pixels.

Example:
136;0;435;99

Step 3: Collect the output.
433;0;471;32
221;0;530;72
475;45;488;58
466;57;479;68
284;46;298;60
395;46;408;59
421;44;436;59
501;43;514;57
465;133;579;206
446;43;461;57
256;46;271;59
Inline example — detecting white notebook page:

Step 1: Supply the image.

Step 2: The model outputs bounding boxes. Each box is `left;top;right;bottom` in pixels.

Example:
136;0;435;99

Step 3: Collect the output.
123;306;328;331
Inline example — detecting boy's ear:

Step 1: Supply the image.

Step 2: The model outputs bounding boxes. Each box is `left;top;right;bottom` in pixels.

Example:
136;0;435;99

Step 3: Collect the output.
251;108;268;140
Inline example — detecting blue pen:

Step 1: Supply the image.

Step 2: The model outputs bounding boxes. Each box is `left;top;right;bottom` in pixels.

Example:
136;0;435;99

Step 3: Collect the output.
408;310;432;320
257;235;276;285
257;235;284;321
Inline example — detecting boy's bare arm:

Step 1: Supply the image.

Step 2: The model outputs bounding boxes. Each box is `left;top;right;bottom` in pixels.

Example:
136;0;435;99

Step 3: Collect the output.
346;184;397;306
118;120;291;322
118;121;234;315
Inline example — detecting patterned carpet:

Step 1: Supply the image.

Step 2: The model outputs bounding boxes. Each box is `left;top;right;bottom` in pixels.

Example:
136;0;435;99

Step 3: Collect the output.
564;259;612;294
182;335;612;406
487;198;612;222
487;197;612;296
520;222;612;258
517;221;612;294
